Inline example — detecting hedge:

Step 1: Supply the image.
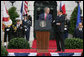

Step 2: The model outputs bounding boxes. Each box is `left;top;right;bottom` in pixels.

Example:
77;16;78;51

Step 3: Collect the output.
8;38;30;49
65;38;83;49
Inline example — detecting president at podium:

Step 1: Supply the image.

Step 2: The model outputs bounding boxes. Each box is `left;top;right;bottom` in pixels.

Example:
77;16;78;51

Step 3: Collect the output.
39;7;52;22
35;7;52;52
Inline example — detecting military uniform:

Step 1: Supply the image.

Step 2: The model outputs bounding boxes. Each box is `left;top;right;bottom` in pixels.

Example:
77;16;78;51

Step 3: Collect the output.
64;19;70;39
22;15;32;41
13;24;24;38
12;17;24;38
4;26;13;42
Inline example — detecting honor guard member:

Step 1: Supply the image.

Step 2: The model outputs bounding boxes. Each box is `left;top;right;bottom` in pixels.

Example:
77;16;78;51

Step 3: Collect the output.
22;14;32;41
64;14;70;39
13;18;24;38
3;19;12;42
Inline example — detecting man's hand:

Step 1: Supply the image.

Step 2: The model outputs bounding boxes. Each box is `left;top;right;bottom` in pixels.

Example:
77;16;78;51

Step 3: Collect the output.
53;20;55;23
56;23;61;25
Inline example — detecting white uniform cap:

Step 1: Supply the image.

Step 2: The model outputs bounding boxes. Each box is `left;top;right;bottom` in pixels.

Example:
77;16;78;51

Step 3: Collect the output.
16;17;21;20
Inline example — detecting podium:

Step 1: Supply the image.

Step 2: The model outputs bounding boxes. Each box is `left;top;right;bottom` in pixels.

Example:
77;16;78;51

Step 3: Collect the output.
35;20;52;52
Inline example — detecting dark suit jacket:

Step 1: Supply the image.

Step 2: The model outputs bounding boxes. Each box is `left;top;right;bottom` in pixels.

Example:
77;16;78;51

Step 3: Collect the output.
55;15;65;32
39;13;52;22
73;28;83;39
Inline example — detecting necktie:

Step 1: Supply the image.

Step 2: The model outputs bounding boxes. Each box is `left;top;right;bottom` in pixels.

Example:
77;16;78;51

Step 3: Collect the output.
45;14;47;20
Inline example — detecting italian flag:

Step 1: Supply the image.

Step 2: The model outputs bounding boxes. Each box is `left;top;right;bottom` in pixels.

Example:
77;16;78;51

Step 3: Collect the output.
60;1;66;15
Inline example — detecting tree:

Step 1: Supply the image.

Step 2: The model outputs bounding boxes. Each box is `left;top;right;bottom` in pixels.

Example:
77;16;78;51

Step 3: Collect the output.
8;6;19;25
69;5;82;35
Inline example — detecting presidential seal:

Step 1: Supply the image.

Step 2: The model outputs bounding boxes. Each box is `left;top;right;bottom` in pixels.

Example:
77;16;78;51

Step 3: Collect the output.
39;20;46;27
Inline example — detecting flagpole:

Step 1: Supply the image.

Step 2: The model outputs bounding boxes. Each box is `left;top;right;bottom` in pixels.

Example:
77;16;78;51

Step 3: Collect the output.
2;31;4;47
20;1;23;20
59;1;62;11
2;1;5;47
6;34;8;49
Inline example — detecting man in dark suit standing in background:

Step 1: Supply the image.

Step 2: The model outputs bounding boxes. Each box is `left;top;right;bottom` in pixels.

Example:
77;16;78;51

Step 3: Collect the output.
73;23;83;39
39;7;52;22
52;10;65;52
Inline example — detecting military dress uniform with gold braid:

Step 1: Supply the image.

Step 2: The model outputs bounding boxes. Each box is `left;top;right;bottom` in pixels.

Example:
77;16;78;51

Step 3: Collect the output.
13;23;24;38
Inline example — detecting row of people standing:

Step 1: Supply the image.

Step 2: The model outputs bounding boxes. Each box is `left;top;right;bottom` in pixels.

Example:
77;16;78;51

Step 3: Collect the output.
4;14;32;42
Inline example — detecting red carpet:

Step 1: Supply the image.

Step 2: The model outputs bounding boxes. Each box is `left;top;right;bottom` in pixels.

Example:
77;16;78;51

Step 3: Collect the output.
32;40;57;49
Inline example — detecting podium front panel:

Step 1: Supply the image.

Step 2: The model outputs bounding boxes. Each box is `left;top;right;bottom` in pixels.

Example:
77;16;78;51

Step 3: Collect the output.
36;31;50;50
35;20;51;52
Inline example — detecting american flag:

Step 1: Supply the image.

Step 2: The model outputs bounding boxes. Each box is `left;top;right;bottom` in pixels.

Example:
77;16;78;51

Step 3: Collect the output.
23;1;28;15
20;1;28;20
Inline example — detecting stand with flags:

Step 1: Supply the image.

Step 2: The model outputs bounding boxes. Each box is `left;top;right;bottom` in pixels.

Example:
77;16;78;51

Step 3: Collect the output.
2;1;12;48
2;1;12;28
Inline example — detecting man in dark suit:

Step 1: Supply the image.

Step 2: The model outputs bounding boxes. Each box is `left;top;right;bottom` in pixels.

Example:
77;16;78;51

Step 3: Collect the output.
39;7;52;22
73;23;83;39
52;10;65;52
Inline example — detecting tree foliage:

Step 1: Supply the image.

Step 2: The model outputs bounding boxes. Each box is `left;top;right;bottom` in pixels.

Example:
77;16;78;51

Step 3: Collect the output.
8;6;19;25
69;5;82;34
